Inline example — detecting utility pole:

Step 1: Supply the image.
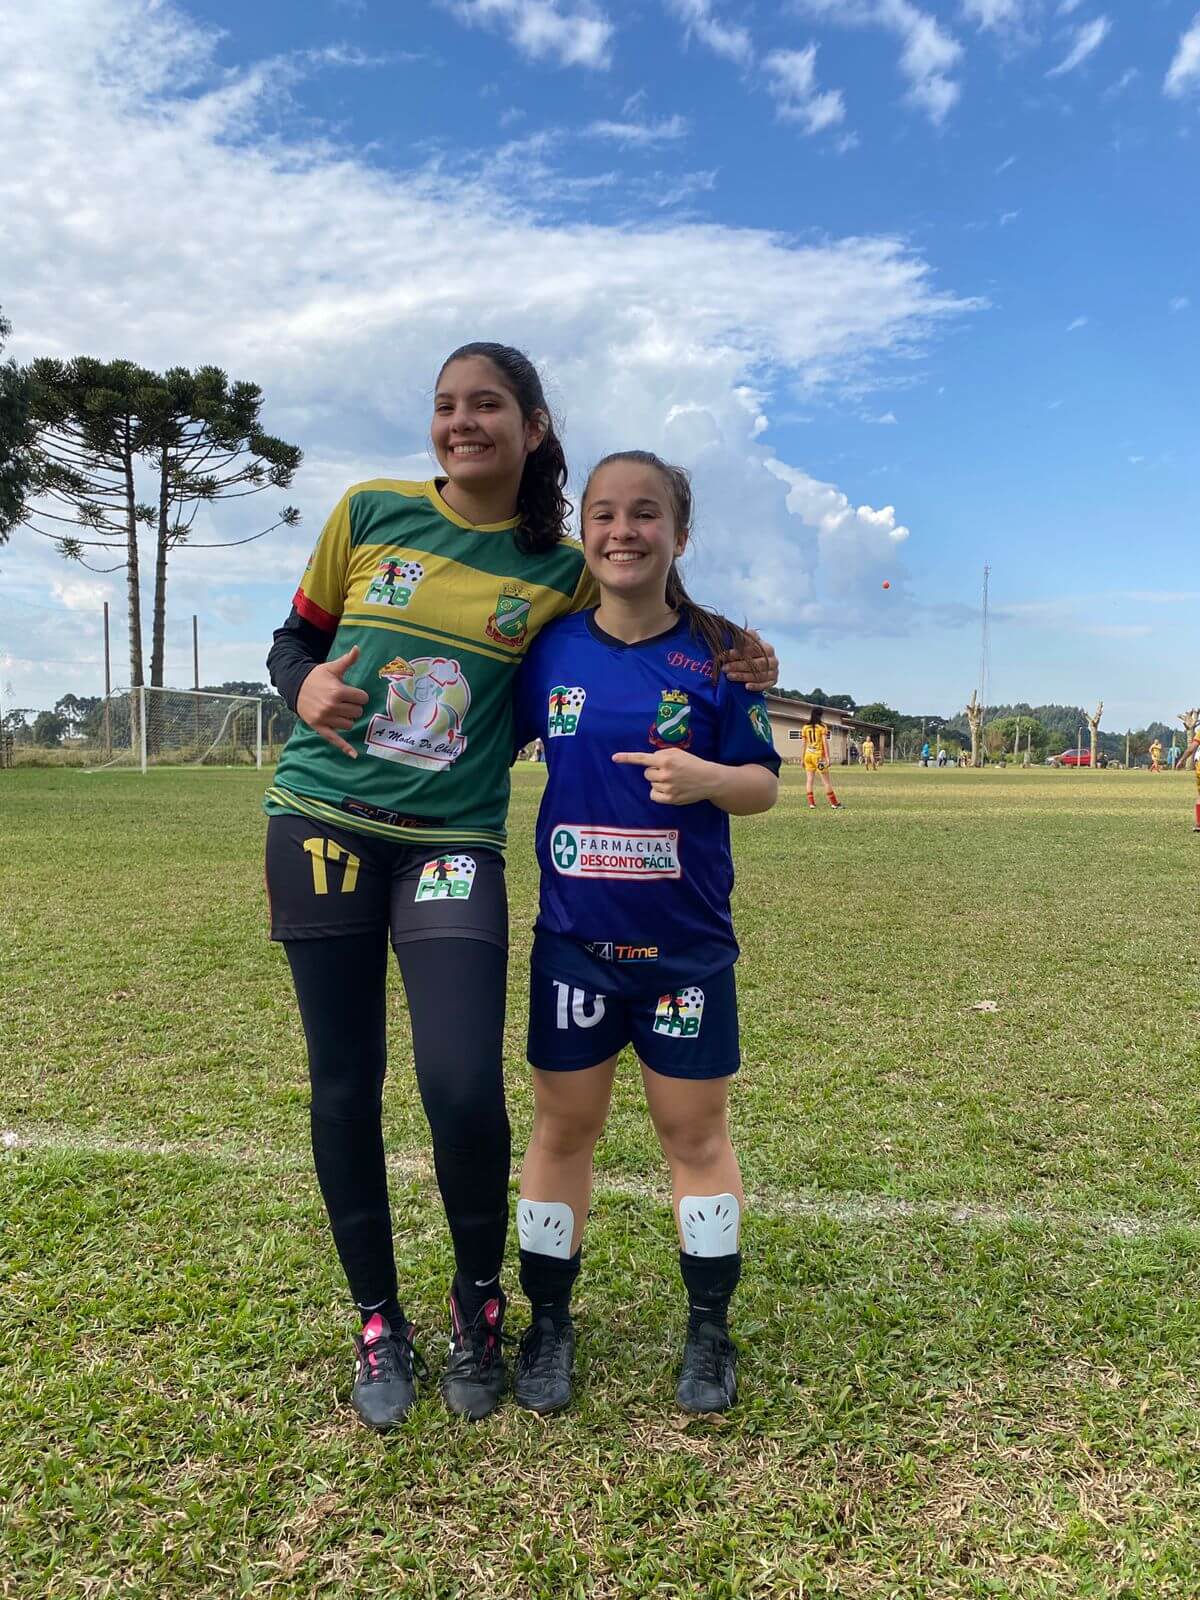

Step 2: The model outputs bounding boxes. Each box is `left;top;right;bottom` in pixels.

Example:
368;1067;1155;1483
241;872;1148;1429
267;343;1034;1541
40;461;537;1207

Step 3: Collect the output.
192;614;200;748
103;601;112;755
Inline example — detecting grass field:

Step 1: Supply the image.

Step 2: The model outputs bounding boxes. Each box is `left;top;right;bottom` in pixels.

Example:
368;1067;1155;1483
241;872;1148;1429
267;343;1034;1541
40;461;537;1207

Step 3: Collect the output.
3;764;1200;1598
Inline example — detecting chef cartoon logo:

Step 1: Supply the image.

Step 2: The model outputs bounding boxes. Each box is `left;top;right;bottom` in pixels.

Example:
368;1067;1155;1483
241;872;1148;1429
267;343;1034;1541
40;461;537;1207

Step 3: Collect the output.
365;655;471;770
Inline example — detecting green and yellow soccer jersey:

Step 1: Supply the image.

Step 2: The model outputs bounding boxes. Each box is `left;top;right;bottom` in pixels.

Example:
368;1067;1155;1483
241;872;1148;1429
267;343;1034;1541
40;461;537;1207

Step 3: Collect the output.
266;480;599;849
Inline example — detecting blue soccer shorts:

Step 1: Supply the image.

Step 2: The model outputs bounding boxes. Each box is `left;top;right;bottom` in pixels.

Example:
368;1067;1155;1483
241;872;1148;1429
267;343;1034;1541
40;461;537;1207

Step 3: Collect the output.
527;962;740;1080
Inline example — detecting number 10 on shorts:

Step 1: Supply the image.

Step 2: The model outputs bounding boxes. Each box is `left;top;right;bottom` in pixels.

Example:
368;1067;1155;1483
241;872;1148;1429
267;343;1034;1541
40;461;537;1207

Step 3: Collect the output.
552;981;606;1030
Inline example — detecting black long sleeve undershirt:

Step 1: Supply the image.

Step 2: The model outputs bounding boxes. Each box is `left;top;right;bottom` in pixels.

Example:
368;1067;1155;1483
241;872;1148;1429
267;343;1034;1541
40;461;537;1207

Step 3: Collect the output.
267;607;335;712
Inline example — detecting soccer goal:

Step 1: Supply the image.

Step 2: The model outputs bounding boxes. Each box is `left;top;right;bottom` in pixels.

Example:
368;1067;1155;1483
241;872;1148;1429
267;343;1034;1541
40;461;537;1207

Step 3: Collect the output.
83;687;263;772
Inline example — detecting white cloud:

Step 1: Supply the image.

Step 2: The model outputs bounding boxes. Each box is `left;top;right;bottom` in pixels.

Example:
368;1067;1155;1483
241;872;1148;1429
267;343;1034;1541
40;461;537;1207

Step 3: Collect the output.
764;45;847;133
999;208;1020;224
791;0;964;124
0;0;979;703
1045;15;1110;78
1165;14;1200;98
585;114;689;145
995;154;1017;173
443;0;614;69
1066;315;1088;330
1103;65;1138;97
1169;295;1191;313
961;0;1027;32
664;0;754;66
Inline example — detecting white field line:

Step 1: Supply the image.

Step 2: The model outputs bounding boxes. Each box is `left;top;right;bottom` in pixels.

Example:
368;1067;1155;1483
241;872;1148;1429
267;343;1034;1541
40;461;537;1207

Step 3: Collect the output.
4;1125;1198;1241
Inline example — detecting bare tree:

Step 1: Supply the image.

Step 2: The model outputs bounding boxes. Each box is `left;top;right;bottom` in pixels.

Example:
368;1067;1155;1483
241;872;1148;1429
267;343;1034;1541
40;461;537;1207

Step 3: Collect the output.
1087;700;1103;771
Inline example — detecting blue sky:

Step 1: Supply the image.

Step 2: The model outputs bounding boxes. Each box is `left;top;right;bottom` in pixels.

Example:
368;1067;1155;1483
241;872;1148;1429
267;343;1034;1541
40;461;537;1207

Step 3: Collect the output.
1;0;1197;730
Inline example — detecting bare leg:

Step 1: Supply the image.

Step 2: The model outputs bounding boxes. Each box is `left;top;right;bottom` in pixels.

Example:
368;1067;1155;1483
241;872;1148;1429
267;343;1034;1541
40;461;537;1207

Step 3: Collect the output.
519;1059;618;1253
639;1066;743;1243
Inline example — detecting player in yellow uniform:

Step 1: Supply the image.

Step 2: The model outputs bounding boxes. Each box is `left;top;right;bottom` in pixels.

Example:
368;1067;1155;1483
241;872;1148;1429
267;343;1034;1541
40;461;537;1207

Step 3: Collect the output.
801;710;841;809
1177;730;1200;831
1149;738;1163;772
861;735;876;772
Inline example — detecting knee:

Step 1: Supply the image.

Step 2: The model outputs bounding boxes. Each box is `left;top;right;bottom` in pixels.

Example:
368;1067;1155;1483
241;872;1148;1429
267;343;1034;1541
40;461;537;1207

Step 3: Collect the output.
656;1116;727;1170
424;1072;510;1153
532;1105;605;1161
308;1051;386;1124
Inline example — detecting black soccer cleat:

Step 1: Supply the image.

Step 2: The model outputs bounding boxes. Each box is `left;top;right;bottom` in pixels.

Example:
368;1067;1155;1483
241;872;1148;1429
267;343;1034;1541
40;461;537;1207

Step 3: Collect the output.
676;1322;738;1414
441;1291;508;1421
514;1315;576;1415
350;1314;426;1431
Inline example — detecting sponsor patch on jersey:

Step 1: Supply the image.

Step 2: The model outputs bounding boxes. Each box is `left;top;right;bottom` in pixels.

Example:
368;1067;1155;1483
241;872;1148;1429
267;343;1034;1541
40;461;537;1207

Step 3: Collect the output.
485;582;531;648
650;688;691;750
414;854;476;902
584;941;660;962
548;685;586;738
365;655;470;771
549;825;681;880
363;557;424;609
652;986;705;1038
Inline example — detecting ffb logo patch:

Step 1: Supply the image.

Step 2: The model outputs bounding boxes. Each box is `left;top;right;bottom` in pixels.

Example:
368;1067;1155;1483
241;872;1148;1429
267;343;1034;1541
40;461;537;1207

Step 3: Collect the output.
414;854;477;902
364;558;424;609
652;986;705;1037
548;685;586;738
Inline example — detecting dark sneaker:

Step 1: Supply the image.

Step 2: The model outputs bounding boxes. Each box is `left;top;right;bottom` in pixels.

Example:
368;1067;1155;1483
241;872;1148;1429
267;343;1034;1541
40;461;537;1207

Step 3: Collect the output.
350;1313;425;1431
441;1292;508;1420
514;1315;576;1415
676;1322;738;1414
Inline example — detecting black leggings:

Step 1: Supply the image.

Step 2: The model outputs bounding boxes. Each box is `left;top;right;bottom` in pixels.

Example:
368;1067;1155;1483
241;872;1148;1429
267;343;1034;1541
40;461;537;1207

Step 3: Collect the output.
283;932;510;1310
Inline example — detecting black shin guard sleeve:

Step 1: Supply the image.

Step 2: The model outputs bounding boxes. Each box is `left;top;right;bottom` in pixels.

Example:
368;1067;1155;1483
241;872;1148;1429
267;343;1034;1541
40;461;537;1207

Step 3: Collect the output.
394;938;511;1292
679;1249;743;1311
519;1247;582;1314
284;934;397;1309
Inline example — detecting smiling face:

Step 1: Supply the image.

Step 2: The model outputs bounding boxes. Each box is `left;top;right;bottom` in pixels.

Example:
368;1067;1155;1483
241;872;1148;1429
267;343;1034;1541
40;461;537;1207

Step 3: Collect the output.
580;459;688;603
431;355;546;500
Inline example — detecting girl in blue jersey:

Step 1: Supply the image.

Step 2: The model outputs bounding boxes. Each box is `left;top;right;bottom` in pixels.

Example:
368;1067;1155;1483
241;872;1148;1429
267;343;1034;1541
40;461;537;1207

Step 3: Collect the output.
511;451;781;1415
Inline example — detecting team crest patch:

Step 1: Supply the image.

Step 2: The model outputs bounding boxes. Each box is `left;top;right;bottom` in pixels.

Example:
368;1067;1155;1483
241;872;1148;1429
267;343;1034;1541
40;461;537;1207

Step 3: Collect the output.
650;689;691;750
414;854;476;902
748;703;772;743
485;583;531;648
365;655;470;770
548;685;586;737
652;986;705;1038
363;557;424;609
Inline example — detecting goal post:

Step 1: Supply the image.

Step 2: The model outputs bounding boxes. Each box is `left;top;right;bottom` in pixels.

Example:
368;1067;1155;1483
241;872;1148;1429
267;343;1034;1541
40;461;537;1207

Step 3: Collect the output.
82;687;266;772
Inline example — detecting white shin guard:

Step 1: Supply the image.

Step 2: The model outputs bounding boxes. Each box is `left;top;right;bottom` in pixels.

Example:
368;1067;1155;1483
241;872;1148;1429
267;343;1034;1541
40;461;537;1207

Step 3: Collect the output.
517;1198;575;1260
679;1193;741;1257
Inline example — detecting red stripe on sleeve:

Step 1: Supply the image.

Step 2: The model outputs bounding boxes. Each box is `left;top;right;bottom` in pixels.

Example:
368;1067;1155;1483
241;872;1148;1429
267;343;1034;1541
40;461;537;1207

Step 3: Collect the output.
293;588;340;633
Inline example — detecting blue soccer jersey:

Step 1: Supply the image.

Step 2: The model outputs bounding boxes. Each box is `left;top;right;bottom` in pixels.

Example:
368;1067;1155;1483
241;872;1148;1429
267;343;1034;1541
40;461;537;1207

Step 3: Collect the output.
513;609;781;995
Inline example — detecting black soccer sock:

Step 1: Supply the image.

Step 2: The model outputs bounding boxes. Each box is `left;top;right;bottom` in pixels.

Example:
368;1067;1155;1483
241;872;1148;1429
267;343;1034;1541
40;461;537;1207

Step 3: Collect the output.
453;1269;506;1327
679;1249;742;1335
356;1293;406;1332
519;1247;582;1330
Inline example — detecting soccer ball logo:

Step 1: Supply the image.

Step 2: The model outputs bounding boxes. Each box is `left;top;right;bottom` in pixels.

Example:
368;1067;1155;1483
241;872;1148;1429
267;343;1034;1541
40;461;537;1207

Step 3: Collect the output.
652;985;705;1037
365;558;424;609
414;853;477;902
548;685;586;738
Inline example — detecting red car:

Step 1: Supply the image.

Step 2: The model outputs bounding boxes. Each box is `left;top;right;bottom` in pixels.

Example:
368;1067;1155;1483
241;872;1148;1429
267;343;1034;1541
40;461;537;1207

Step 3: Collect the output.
1055;749;1091;767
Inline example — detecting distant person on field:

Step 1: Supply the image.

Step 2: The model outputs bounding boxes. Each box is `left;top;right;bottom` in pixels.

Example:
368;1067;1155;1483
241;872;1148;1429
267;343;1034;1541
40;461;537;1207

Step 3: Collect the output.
801;709;841;809
1168;740;1181;770
936;745;947;767
1178;729;1200;831
920;740;931;767
1150;738;1163;773
861;735;876;772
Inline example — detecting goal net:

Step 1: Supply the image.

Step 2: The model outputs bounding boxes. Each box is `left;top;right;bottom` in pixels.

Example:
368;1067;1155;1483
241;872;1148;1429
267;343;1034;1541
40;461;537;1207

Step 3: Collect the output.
83;687;263;772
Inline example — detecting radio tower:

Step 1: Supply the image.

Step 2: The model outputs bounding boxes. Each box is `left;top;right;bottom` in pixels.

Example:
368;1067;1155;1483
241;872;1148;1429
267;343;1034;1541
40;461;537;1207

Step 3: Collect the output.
978;563;991;723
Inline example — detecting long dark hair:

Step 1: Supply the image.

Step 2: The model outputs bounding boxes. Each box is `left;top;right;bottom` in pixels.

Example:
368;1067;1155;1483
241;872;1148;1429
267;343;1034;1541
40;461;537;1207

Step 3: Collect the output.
581;450;754;665
437;342;570;554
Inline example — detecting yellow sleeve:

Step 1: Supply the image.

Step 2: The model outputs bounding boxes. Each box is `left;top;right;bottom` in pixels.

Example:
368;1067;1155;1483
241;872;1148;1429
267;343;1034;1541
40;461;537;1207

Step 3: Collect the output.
293;491;352;631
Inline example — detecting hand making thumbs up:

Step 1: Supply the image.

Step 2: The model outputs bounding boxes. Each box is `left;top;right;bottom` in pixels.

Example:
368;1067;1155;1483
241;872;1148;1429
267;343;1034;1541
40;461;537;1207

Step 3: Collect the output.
296;645;370;758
